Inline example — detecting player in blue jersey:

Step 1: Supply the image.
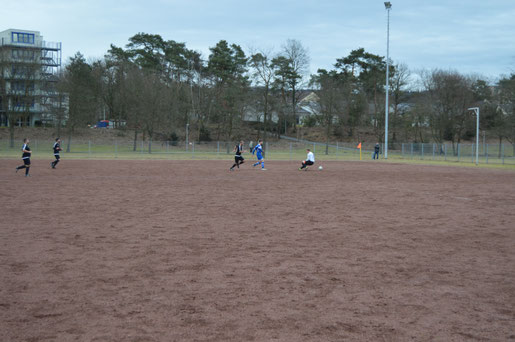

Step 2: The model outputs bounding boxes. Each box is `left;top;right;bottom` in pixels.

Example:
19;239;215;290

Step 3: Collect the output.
51;137;62;169
251;139;266;170
15;138;32;177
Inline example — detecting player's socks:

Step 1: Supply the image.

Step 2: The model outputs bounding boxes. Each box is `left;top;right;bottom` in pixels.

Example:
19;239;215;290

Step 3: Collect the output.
253;162;259;167
25;167;30;176
16;165;25;173
261;161;265;169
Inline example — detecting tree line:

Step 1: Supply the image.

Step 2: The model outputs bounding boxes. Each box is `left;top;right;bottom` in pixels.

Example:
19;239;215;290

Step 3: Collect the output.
4;32;514;154
59;34;315;153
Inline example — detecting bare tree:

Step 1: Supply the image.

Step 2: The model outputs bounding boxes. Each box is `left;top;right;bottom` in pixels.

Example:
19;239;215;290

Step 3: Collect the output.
249;49;275;146
42;69;68;138
273;39;310;136
310;69;345;154
60;52;97;152
421;69;475;153
389;63;411;145
497;74;515;155
126;68;168;153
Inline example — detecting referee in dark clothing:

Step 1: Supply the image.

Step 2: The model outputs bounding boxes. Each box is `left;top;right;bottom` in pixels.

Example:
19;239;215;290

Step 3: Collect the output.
15;138;32;177
373;142;380;160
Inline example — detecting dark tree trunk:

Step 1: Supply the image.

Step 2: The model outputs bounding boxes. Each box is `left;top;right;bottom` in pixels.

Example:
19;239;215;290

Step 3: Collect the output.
9;122;15;148
133;129;138;152
66;127;73;153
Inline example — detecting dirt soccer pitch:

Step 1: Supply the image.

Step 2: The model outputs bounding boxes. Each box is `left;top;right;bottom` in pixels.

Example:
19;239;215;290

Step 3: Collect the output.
1;159;514;341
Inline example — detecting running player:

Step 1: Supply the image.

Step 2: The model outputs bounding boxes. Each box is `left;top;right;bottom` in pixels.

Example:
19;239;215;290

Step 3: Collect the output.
229;140;245;171
299;148;315;170
15;138;32;177
51;137;62;169
251;139;266;170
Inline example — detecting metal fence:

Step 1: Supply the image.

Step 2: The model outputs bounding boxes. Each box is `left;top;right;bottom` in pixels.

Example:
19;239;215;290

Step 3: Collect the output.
1;138;514;165
388;142;514;165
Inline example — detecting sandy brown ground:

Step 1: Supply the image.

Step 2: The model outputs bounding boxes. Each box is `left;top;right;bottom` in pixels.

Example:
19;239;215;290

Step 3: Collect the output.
1;159;514;342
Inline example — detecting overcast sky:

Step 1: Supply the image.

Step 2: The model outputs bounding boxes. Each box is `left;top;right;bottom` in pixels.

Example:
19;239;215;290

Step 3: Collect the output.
3;0;514;81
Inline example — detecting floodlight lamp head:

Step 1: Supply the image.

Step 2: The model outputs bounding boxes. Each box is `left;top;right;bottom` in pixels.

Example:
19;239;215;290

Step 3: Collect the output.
468;107;479;115
384;2;392;9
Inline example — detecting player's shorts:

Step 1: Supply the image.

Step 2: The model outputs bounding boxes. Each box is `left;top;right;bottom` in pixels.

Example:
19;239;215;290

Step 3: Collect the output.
23;158;31;166
304;160;314;166
234;155;244;163
256;154;263;161
54;154;60;160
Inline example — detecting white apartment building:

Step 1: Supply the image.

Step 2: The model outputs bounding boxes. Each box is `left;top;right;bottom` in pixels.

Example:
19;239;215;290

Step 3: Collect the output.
0;29;65;127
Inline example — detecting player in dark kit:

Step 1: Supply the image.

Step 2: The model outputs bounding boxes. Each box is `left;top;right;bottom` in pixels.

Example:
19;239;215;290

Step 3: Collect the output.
15;138;32;177
51;137;62;169
229;140;245;171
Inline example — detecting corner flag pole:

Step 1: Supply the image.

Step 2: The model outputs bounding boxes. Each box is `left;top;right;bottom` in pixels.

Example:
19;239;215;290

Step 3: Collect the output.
357;142;362;160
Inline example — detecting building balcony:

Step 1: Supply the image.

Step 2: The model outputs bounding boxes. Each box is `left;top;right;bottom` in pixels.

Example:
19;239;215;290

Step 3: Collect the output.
0;40;61;51
40;57;62;67
2;56;61;67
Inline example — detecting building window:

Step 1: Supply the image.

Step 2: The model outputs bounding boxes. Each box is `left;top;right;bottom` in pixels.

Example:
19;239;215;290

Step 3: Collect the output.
12;32;35;45
13;97;35;108
12;81;35;92
11;65;27;76
11;65;37;76
11;49;36;60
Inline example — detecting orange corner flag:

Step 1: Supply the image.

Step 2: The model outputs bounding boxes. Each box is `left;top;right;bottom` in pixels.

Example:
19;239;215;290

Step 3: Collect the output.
357;142;362;149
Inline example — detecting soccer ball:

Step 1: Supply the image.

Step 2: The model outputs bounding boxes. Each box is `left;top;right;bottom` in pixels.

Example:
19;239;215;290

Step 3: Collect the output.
318;166;323;170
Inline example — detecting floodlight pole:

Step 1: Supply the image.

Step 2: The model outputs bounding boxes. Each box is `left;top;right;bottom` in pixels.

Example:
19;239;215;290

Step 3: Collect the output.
384;2;392;159
468;107;479;165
